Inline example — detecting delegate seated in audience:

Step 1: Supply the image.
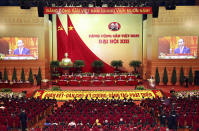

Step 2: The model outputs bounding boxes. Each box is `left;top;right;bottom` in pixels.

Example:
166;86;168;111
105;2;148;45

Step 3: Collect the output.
43;120;51;130
128;77;133;81
103;119;109;127
77;120;83;127
118;118;125;125
93;119;102;128
52;122;58;125
86;120;92;128
68;120;76;128
109;120;115;127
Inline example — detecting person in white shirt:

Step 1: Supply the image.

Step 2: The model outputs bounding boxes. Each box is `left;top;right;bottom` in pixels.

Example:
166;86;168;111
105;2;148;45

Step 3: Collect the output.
68;120;76;128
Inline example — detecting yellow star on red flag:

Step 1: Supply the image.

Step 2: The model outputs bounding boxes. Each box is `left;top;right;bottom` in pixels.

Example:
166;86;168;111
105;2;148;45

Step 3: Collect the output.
68;25;74;31
57;25;63;31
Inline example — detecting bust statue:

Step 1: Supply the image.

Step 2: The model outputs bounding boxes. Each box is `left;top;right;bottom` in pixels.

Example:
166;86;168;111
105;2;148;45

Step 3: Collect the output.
60;53;73;66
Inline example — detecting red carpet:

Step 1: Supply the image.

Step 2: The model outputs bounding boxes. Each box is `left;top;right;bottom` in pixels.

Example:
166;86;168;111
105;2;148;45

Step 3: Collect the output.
9;82;199;98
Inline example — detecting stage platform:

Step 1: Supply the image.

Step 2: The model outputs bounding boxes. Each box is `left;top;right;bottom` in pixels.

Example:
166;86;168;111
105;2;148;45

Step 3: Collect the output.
7;82;199;99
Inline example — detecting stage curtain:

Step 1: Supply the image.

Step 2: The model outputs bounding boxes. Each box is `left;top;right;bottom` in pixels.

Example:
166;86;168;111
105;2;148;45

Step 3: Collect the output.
66;15;114;73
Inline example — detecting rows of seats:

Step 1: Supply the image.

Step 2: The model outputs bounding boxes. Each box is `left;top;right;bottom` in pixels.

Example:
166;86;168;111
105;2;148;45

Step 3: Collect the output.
140;96;199;130
2;92;198;130
44;99;159;130
41;96;199;131
0;97;57;129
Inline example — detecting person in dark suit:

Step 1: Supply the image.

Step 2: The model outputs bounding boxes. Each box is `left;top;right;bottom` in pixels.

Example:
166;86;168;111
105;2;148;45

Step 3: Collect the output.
168;110;178;131
13;40;30;55
185;76;189;88
19;109;27;131
174;39;190;54
159;111;167;127
0;71;2;81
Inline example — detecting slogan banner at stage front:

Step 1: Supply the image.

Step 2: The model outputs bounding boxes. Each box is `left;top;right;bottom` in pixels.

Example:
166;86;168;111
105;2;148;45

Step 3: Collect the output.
33;90;163;101
44;7;152;14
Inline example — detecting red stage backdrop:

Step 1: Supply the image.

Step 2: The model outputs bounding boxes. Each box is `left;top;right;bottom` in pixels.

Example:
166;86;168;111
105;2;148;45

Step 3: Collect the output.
57;15;114;73
56;9;143;72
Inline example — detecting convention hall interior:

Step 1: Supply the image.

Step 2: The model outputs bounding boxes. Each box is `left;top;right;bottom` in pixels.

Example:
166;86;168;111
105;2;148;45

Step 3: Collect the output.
0;0;199;130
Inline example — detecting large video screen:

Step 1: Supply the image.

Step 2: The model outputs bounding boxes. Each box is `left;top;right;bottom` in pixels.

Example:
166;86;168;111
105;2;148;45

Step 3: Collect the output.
0;37;38;60
158;36;198;59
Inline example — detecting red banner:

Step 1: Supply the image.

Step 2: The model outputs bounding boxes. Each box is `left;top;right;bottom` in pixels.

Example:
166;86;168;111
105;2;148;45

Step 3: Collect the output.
44;7;152;14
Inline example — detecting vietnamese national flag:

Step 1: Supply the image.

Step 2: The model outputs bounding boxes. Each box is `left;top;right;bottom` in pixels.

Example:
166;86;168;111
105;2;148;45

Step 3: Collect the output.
57;15;68;61
67;15;114;73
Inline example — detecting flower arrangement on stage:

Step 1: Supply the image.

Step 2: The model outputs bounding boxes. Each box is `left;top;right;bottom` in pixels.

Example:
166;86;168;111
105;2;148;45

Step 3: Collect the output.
51;86;62;91
135;85;145;90
0;88;12;92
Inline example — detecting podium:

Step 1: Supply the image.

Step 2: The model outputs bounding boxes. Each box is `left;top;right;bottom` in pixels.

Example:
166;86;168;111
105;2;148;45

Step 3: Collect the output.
58;66;73;75
40;79;49;89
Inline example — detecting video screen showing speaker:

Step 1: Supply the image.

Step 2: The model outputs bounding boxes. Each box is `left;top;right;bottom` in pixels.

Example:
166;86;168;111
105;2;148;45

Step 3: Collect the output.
158;36;198;59
0;37;38;60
